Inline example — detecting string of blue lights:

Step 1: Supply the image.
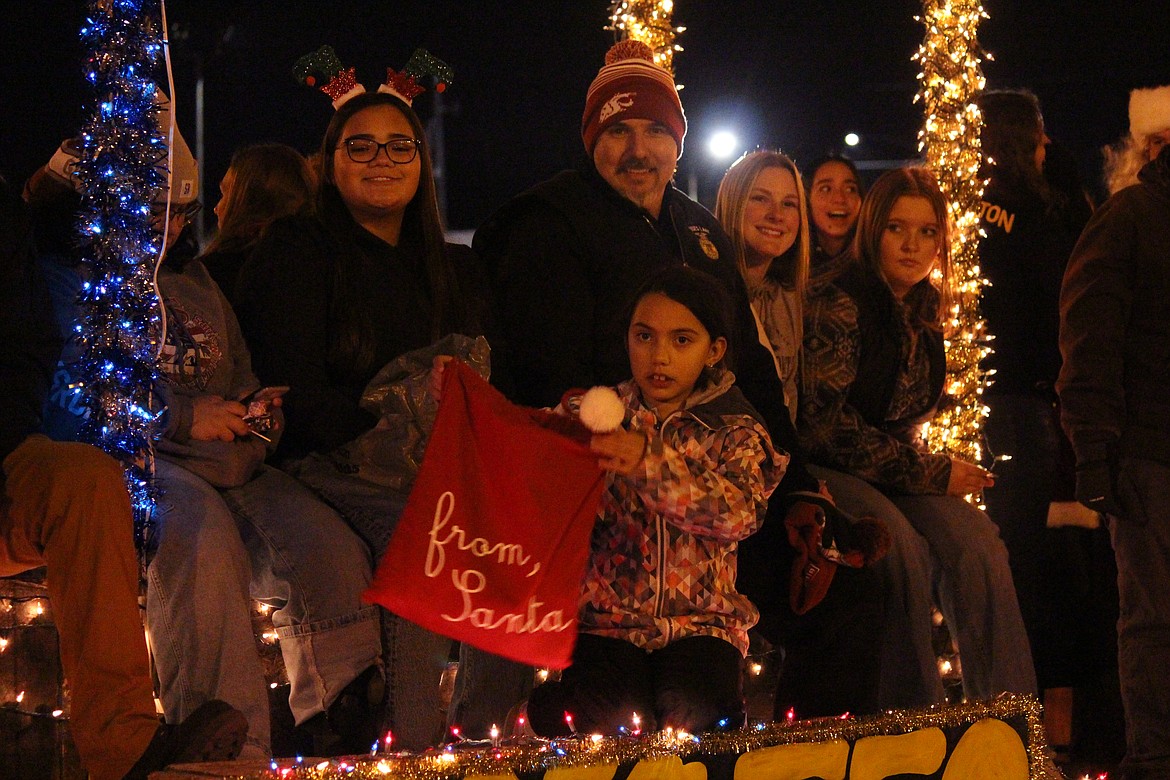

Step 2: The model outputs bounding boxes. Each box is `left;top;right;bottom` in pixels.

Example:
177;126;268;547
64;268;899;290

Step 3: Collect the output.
74;0;166;553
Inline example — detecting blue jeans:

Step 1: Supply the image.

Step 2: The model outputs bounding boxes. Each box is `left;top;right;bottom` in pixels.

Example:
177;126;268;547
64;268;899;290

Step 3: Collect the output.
890;494;1037;700
147;460;381;756
225;465;382;724
813;466;1036;703
290;453;453;751
1111;457;1170;779
449;644;535;737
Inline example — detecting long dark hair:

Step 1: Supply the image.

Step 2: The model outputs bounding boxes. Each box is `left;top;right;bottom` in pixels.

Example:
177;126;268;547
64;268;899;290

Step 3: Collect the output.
976;90;1051;202
318;91;467;377
805;153;864;257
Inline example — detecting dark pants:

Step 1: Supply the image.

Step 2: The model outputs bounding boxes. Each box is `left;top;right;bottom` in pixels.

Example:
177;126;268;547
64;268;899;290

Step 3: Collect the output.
770;564;885;719
984;392;1119;691
528;634;744;736
738;488;886;719
1111;458;1170;780
983;393;1060;685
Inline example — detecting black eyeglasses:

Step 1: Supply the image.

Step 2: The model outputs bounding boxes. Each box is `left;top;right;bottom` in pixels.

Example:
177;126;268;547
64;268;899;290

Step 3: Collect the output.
339;137;421;164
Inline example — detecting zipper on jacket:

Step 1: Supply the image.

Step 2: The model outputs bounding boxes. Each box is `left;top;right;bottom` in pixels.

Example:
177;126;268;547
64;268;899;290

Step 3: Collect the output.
636;197;690;268
653;512;668;628
667;201;690;265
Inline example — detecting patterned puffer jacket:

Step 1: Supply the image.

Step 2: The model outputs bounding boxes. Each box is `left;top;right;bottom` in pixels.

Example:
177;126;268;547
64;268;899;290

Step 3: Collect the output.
574;370;787;656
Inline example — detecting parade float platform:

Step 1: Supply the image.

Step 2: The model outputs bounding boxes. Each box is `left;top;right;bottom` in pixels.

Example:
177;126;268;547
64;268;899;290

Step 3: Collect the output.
151;695;1062;780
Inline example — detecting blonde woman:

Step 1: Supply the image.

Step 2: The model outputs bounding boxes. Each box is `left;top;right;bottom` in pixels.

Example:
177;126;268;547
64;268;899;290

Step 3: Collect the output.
717;153;908;718
715;150;809;421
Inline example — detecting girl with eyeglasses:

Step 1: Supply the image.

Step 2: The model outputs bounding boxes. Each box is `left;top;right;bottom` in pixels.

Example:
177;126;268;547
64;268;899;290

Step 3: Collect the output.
235;90;491;752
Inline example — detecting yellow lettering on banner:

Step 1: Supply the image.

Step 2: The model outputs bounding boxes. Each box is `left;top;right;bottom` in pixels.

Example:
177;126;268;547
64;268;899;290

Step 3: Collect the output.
733;739;849;780
544;765;619;780
849;727;947;780
627;756;707;780
942;718;1029;780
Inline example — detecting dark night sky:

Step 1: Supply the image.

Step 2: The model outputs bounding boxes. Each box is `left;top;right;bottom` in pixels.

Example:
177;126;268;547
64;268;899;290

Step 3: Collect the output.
4;1;1169;231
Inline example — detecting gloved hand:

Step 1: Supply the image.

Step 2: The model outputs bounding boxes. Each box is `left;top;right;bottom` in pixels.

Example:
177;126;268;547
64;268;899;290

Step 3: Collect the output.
1074;459;1123;518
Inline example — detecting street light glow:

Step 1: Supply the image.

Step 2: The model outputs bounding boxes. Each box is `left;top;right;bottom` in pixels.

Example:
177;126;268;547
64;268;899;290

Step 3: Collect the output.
707;130;739;160
844;132;861;147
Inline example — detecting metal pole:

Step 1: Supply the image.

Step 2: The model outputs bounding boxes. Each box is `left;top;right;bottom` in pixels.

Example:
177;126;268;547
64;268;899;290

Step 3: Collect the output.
194;64;206;248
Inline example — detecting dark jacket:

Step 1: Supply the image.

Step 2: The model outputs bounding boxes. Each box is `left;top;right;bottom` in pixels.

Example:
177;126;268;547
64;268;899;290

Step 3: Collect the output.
235;214;487;461
475;164;816;495
799;263;951;495
0;177;60;463
199;247;250;302
1058;147;1170;469
979;176;1088;394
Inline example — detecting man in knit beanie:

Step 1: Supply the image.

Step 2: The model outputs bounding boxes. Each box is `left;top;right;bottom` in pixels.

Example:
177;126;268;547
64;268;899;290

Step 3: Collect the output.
579;40;686;217
458;38;833;737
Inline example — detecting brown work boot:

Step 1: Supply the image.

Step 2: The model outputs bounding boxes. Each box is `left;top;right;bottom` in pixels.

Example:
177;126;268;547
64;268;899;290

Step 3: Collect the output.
122;699;248;779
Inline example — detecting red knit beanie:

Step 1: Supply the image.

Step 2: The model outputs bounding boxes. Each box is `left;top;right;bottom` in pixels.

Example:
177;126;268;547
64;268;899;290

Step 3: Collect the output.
581;40;686;157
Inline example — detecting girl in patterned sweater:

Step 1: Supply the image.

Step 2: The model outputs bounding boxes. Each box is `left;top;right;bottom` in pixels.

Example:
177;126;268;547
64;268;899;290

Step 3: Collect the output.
526;265;787;737
798;167;1036;702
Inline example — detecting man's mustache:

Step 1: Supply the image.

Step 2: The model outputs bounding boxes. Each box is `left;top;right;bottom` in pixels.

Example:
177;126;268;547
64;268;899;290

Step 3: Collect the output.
616;156;654;173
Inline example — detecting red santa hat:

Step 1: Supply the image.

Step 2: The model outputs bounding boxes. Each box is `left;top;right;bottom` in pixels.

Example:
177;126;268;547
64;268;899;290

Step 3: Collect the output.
581;40;686;156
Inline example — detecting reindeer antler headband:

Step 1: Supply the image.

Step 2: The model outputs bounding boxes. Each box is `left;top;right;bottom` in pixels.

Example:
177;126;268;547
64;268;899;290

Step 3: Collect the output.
294;45;454;109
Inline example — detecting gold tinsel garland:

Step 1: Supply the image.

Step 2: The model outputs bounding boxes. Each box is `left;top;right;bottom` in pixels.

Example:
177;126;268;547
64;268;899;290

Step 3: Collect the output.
914;0;993;468
204;695;1059;779
606;0;684;74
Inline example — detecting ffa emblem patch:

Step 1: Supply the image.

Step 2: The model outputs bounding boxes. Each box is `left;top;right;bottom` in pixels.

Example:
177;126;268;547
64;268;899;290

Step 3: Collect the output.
688;226;720;260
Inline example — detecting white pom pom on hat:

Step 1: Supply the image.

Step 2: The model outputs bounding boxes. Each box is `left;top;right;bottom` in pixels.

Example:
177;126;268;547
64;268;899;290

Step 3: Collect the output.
578;386;626;433
1129;84;1170;140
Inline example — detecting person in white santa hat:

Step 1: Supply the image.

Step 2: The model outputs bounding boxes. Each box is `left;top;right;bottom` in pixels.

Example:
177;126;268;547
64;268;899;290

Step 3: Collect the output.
1103;84;1170;195
1058;82;1170;780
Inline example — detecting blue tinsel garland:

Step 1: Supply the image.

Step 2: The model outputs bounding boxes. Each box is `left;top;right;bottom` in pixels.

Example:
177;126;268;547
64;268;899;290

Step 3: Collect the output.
74;0;166;552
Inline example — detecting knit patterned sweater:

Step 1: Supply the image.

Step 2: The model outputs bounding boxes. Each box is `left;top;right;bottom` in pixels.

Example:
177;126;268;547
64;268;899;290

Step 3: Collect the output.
798;275;951;495
575;371;787;656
